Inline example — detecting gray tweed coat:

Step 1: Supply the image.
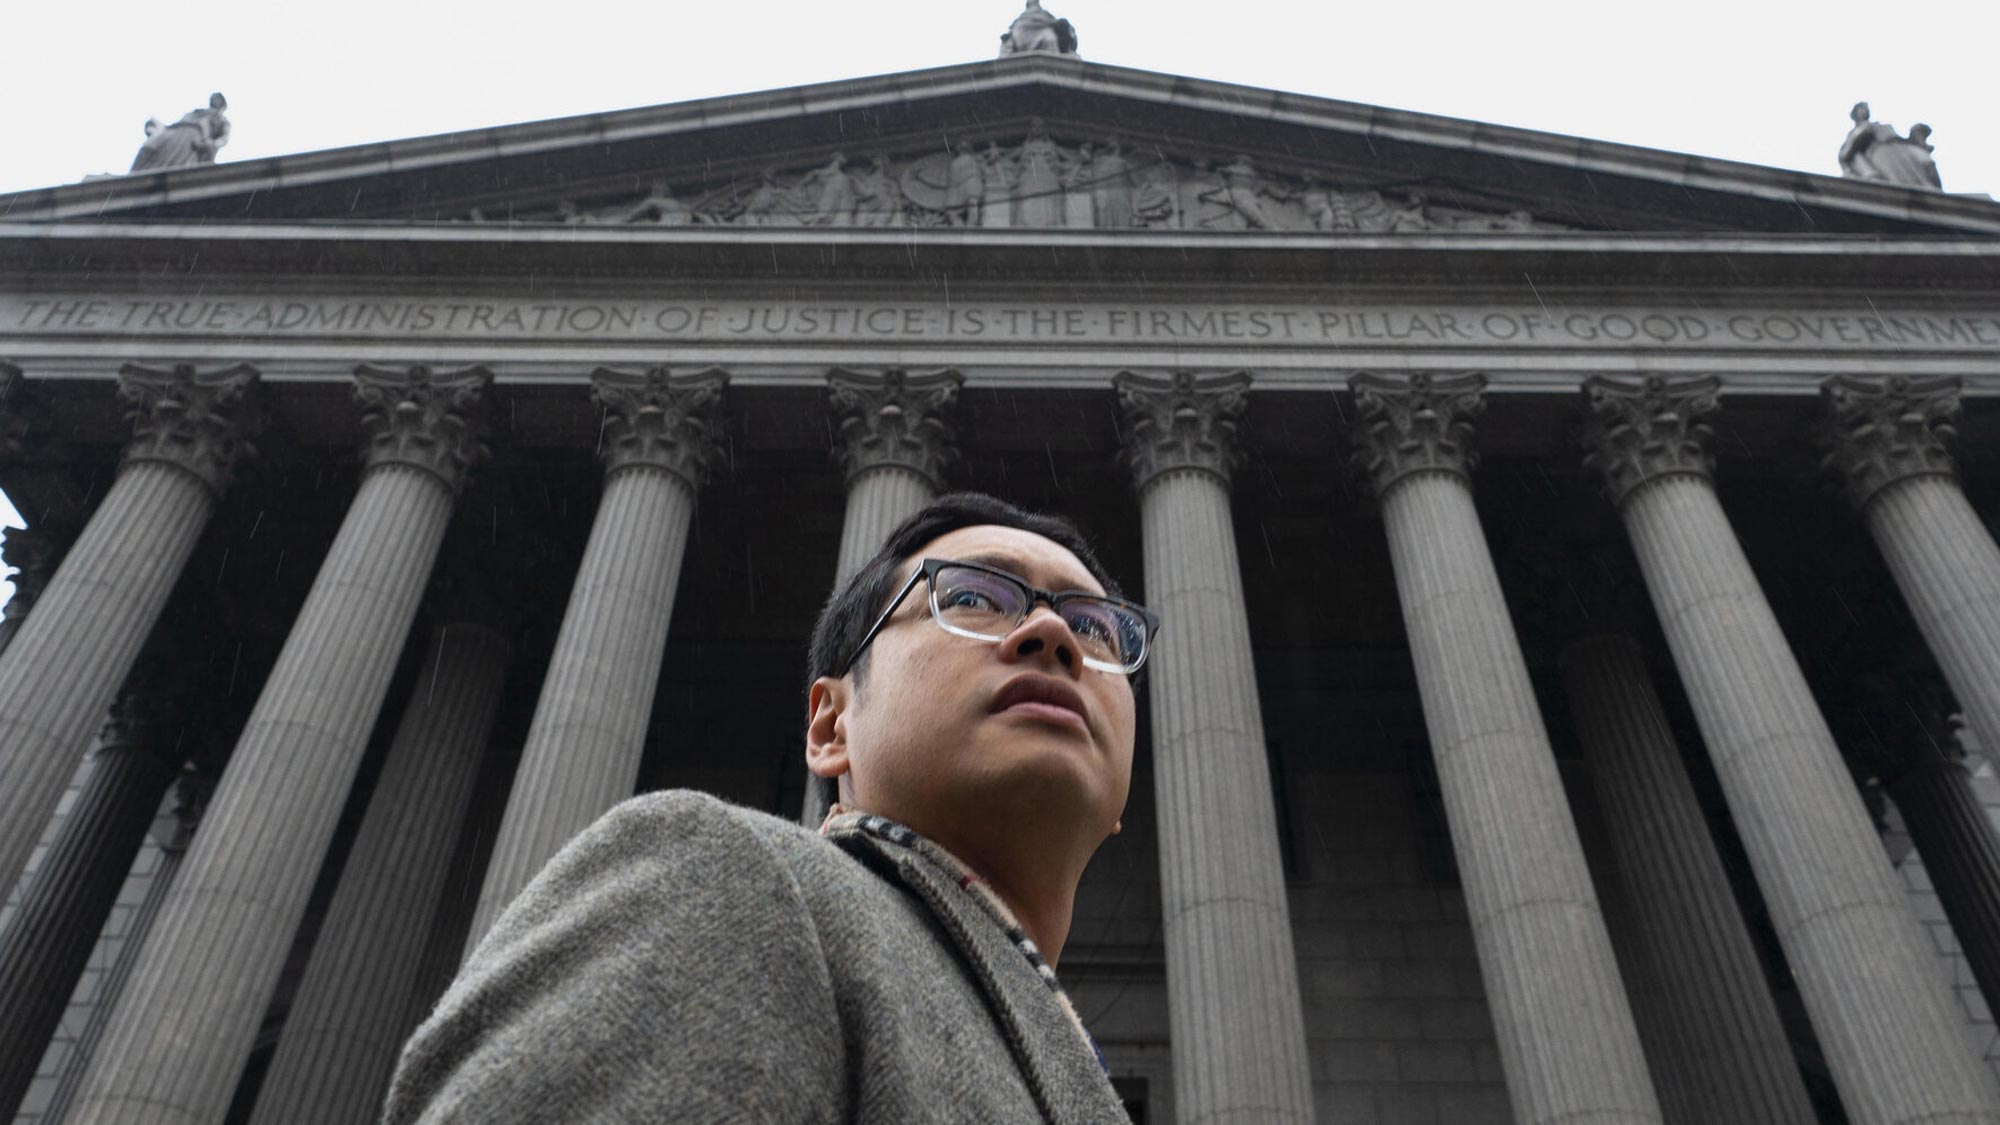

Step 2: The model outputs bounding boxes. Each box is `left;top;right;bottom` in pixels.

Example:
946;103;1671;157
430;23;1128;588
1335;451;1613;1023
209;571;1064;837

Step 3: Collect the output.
383;790;1128;1123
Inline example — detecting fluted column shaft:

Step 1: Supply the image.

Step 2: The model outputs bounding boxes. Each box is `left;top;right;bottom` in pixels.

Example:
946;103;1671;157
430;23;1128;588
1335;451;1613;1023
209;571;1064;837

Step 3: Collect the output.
1353;372;1660;1125
469;366;722;945
1382;476;1660;1124
251;623;511;1125
1868;477;2000;774
1118;372;1312;1125
1141;469;1312;1125
72;365;488;1125
41;783;197;1125
836;466;934;580
1888;754;2000;1013
1560;634;1816;1125
0;735;179;1119
0;365;254;896
1586;374;2000;1124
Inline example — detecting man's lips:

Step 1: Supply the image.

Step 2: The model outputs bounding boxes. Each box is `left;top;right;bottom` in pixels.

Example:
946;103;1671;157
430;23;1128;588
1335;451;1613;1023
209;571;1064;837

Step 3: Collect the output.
989;674;1089;731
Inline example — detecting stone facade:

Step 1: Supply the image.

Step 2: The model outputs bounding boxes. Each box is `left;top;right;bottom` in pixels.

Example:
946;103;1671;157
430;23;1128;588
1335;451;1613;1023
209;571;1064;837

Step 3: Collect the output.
4;52;2000;1125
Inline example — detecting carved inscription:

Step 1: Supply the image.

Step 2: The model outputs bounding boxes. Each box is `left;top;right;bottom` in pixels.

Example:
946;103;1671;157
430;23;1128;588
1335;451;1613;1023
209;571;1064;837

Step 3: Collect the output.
8;296;2000;352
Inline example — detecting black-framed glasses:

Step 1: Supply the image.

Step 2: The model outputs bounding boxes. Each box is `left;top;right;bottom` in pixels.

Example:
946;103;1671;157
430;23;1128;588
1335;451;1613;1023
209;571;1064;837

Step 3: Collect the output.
839;558;1161;676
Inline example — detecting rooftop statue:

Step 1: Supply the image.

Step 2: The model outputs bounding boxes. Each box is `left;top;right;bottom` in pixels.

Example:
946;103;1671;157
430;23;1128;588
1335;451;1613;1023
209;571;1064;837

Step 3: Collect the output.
999;0;1078;56
1838;102;1943;190
130;92;230;173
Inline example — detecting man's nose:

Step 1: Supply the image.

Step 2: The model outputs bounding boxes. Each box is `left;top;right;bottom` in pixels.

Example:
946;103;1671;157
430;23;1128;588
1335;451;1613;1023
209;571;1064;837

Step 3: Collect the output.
1003;606;1079;671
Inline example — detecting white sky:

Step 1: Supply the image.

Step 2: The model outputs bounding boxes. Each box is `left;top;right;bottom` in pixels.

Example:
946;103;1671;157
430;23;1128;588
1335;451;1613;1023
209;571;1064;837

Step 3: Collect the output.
4;0;1995;199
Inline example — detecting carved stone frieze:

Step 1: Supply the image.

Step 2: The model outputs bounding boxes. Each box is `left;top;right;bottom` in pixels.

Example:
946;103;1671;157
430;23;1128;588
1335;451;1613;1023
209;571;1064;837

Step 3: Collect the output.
828;368;962;487
456;129;1568;235
589;365;727;486
1349;372;1487;493
1819;374;1961;511
1115;370;1251;490
116;363;260;497
0;363;36;464
1580;375;1721;508
352;365;492;493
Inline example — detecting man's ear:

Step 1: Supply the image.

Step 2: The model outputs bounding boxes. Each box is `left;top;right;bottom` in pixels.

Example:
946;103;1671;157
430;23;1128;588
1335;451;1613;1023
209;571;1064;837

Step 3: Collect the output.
806;675;853;783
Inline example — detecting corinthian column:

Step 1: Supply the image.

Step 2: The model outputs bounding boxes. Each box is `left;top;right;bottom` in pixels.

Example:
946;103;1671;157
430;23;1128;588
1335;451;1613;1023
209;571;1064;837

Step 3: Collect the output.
1559;634;1817;1125
1825;376;2000;785
0;363;256;896
71;364;491;1125
1115;371;1313;1125
0;685;182;1120
1350;372;1660;1125
251;613;512;1125
1581;374;2000;1123
469;365;723;946
799;367;961;826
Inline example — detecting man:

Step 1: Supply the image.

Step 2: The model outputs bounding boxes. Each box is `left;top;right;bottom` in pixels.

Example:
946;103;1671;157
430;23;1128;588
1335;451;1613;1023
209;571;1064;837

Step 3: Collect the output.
385;492;1157;1123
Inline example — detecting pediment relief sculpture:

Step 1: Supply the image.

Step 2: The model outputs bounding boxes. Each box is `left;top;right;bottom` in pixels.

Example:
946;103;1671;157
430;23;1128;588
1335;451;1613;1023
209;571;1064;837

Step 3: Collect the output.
457;124;1567;234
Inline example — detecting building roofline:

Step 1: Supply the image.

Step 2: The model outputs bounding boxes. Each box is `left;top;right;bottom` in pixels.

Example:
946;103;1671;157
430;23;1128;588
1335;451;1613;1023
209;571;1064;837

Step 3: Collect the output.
3;55;1996;232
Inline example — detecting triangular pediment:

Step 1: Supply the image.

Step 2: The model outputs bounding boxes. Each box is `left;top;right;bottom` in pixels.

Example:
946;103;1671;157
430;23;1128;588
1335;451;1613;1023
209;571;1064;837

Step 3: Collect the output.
5;56;1996;237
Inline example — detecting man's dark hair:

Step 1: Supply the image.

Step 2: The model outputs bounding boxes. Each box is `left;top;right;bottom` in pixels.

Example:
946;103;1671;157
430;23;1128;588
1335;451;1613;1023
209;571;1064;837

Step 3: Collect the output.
803;491;1124;816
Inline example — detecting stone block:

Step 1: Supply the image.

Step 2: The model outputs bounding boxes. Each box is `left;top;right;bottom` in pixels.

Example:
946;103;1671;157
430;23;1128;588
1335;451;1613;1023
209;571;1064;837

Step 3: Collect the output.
1375;1085;1442;1125
1416;998;1495;1040
1311;1040;1399;1083
1396;1042;1476;1084
1303;958;1384;999
1434;1085;1513;1124
1382;959;1458;999
1305;997;1423;1040
1313;1083;1375;1122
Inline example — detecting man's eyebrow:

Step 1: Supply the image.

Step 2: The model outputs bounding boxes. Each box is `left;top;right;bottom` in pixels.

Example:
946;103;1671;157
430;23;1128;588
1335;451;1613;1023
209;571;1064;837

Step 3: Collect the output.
958;551;1097;593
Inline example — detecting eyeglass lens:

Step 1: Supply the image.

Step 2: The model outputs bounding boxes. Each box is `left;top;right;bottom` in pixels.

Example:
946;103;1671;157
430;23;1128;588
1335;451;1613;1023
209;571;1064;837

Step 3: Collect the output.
931;564;1147;669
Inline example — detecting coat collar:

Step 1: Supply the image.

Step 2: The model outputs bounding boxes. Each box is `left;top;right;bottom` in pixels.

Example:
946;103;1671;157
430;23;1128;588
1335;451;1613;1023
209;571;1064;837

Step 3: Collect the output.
821;811;1122;1124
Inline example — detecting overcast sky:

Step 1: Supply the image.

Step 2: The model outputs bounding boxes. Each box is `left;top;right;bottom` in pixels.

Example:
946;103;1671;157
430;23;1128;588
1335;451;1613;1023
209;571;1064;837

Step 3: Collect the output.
4;0;1995;199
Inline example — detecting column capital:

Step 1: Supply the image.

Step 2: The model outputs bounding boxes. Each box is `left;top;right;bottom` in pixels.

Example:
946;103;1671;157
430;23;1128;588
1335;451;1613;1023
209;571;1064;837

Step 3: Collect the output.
353;364;492;493
117;363;261;498
1115;370;1251;490
1820;374;1961;511
827;367;961;488
1580;374;1719;507
1349;371;1485;493
589;365;726;485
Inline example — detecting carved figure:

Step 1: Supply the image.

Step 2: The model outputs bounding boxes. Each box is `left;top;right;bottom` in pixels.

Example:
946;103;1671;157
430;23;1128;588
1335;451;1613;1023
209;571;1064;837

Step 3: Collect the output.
1304;182;1357;231
943;139;986;226
1063;143;1096;228
1208;156;1283;229
1133;166;1181;228
741;168;792;226
130;92;230;172
611;180;694;226
803;154;857;225
851;156;904;227
1013;120;1068;227
1839;102;1944;189
980;143;1016;228
1089;140;1136;228
1387;191;1435;232
999;0;1077;56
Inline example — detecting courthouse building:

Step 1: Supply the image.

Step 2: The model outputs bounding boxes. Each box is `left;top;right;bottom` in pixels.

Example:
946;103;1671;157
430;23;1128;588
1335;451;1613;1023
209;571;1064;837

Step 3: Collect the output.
6;14;2000;1124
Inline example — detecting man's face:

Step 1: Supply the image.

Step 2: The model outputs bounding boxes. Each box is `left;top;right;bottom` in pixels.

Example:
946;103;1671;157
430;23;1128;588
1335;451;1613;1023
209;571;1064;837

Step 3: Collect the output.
817;524;1137;843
